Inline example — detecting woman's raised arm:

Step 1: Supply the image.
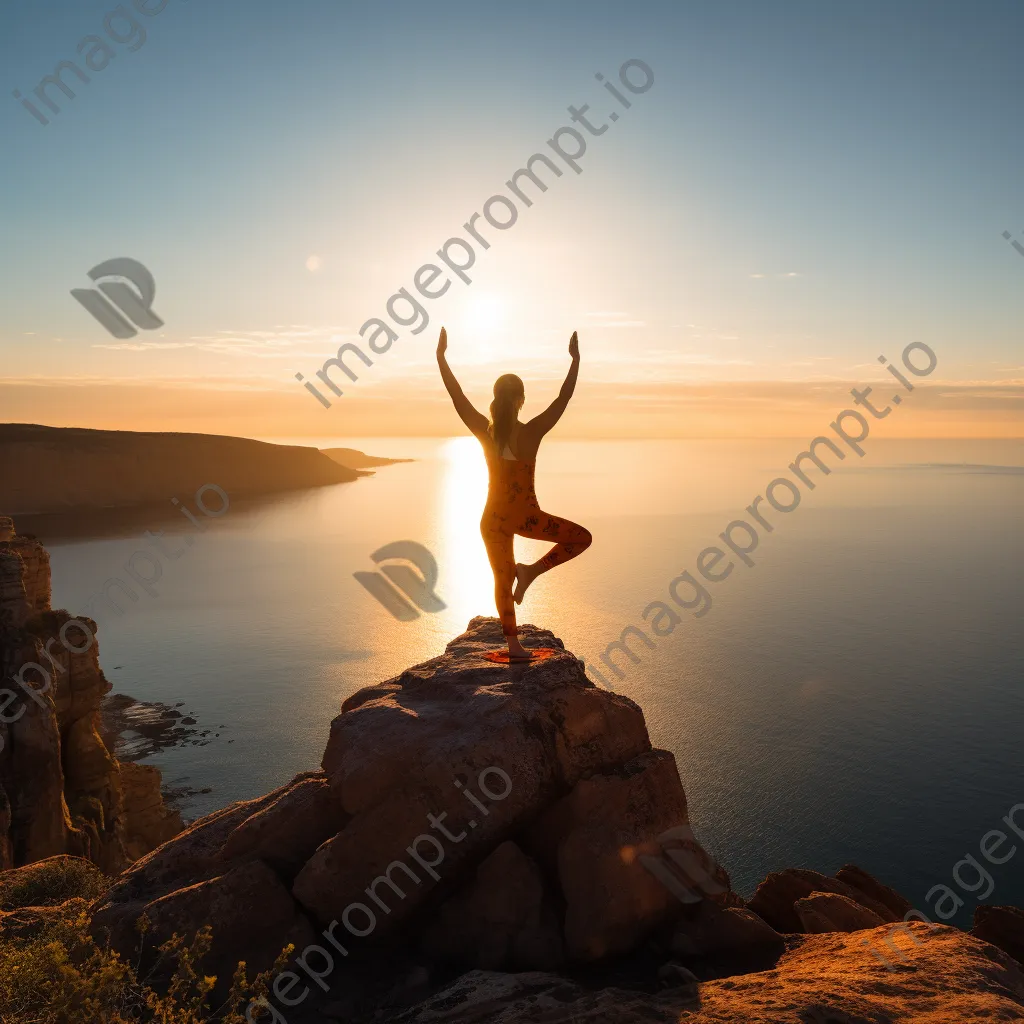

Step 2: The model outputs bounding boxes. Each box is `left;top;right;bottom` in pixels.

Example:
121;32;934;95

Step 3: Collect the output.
527;331;580;437
437;327;489;437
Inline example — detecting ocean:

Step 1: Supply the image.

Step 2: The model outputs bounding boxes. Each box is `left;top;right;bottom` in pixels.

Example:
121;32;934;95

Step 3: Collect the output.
23;436;1024;927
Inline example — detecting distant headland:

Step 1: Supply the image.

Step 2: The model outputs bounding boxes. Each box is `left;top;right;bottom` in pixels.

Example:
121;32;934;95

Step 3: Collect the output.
0;424;408;516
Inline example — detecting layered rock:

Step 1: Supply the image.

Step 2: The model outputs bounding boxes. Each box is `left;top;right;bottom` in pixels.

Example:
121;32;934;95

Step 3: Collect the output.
0;518;182;873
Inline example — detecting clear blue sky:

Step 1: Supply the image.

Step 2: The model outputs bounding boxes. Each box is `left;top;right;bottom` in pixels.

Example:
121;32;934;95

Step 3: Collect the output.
3;0;1024;435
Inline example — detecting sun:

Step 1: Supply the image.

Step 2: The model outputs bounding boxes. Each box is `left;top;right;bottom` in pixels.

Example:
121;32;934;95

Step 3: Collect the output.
464;293;504;337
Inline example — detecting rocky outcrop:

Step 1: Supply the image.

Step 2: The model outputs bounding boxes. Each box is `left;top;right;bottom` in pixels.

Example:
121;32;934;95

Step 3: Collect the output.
119;762;185;863
669;901;784;967
391;924;1024;1022
523;748;717;962
0;518;182;873
794;890;888;933
91;618;735;1000
972;904;1024;966
420;840;564;971
835;861;915;919
60;615;1024;1022
747;866;899;934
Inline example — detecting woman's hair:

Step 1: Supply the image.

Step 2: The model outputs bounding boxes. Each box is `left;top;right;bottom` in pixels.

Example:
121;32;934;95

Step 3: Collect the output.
488;374;525;452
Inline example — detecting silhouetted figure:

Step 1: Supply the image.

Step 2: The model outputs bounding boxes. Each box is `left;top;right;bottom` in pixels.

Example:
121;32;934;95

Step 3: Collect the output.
437;327;592;660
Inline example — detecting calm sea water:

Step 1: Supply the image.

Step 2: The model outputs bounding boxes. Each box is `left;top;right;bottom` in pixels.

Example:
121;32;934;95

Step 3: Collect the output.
25;437;1024;927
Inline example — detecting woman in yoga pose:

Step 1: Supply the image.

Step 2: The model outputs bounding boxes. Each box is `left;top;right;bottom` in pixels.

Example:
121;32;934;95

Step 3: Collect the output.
437;326;592;660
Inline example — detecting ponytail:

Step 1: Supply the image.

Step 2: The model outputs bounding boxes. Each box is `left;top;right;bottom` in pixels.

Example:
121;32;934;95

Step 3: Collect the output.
488;374;525;453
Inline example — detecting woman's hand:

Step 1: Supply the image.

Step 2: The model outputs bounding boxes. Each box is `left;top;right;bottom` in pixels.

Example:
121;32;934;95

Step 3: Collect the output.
569;330;579;361
437;326;448;358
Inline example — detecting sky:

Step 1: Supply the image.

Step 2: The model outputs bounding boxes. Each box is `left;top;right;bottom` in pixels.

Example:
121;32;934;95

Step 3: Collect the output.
3;0;1024;438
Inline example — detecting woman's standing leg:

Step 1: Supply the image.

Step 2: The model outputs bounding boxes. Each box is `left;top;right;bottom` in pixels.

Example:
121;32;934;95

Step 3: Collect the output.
481;525;532;657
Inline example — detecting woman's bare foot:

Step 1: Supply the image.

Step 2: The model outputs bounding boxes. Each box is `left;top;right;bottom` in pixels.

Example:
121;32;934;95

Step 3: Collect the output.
506;634;533;661
513;562;540;605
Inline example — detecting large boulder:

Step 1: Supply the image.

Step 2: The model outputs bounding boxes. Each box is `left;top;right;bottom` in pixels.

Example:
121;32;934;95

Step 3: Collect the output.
972;905;1024;966
218;770;346;877
670;901;784;968
524;748;730;962
293;620;656;937
420;841;564;971
747;867;899;933
140;859;316;984
321;618;650;816
794;891;888;933
91;619;703;992
91;771;339;952
835;863;914;919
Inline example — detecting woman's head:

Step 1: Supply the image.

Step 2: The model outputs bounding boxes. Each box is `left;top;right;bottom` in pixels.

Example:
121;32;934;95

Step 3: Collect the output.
489;374;525;450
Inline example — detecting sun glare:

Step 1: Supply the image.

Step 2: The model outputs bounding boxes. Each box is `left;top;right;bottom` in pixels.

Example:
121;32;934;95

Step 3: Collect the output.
464;293;504;337
438;437;493;626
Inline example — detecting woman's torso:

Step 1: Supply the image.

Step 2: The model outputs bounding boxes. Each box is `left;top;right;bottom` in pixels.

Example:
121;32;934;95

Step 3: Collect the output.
481;423;538;509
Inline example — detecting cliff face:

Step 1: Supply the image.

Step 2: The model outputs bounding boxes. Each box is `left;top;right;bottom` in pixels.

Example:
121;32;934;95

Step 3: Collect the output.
87;617;1024;1023
0;517;181;873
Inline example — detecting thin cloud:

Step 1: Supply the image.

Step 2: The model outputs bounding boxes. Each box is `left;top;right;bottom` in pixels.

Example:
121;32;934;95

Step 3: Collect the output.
93;341;198;351
92;326;353;358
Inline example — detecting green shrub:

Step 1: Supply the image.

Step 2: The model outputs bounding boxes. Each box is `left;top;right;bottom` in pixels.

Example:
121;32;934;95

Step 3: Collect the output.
0;856;109;912
0;901;289;1024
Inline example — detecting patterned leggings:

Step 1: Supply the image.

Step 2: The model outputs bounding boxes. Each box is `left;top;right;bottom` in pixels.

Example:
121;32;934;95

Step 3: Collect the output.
481;503;592;637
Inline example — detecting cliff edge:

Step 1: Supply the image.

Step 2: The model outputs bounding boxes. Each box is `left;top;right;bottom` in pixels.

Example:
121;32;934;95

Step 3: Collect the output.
0;516;181;873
